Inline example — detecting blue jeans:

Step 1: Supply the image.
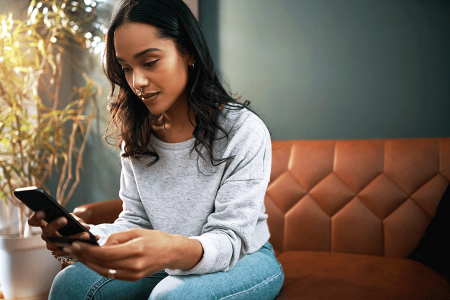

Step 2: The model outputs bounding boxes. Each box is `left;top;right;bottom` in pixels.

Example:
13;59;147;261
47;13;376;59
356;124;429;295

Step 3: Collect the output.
49;242;284;300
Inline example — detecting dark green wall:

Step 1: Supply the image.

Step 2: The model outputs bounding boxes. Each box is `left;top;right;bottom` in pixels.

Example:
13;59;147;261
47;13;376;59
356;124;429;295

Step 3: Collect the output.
200;0;450;140
3;1;450;211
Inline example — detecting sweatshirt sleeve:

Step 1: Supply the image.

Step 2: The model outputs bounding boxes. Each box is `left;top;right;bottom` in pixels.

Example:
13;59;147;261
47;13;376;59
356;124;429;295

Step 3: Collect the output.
89;156;153;245
166;114;272;275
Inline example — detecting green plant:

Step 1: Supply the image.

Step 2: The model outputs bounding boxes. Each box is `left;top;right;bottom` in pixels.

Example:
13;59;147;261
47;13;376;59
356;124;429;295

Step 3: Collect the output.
0;0;106;236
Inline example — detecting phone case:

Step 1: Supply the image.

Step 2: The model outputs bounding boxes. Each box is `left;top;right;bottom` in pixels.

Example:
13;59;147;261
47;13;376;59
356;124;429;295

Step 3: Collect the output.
14;186;96;239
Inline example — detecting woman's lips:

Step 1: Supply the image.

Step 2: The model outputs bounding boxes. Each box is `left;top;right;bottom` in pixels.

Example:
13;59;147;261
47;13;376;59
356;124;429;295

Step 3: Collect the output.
140;92;159;102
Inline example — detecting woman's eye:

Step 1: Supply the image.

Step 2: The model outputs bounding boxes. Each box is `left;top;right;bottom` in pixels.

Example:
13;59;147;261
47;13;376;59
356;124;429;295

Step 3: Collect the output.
144;60;158;67
121;66;131;73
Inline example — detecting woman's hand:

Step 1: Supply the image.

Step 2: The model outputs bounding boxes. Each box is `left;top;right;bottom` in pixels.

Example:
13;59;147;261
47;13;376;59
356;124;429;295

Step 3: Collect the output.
28;211;93;256
62;228;203;281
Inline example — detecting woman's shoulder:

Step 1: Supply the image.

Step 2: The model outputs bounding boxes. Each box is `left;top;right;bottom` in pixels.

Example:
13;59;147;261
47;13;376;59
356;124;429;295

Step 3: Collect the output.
220;103;267;132
218;103;270;146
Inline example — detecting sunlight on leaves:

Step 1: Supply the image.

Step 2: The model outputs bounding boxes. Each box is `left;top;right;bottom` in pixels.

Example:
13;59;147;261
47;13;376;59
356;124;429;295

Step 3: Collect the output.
0;0;109;236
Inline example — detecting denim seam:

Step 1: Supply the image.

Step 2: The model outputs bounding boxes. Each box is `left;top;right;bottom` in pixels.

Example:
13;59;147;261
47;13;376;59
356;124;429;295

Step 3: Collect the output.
219;266;284;300
85;277;112;300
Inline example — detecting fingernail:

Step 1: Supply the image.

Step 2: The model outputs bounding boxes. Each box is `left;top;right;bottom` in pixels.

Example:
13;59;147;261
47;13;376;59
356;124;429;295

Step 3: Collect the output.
72;242;81;251
36;211;45;219
57;218;66;226
63;247;73;255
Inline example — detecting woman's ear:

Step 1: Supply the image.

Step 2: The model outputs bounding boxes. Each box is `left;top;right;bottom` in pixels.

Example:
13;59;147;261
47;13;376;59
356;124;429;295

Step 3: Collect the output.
187;53;195;69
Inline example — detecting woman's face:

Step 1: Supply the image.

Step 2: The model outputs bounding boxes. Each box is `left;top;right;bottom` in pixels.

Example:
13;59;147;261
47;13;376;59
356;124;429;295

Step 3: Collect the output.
114;22;193;115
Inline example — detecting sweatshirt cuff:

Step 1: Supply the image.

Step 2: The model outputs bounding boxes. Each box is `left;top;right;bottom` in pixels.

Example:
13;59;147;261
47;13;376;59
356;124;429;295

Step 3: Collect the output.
165;235;217;275
88;225;108;246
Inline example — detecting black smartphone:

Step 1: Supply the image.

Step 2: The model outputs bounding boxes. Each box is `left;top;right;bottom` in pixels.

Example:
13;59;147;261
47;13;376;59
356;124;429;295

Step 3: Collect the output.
13;186;97;241
46;236;99;249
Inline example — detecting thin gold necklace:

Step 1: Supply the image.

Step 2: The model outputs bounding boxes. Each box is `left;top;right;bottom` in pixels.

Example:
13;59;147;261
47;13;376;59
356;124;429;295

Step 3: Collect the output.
163;115;170;143
153;114;170;143
162;114;170;143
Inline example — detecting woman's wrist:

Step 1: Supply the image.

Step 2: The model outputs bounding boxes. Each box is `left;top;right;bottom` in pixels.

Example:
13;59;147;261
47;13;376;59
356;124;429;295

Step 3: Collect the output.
169;235;203;271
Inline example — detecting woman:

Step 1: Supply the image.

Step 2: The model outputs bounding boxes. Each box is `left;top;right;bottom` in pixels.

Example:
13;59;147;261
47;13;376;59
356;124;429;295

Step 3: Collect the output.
28;0;284;299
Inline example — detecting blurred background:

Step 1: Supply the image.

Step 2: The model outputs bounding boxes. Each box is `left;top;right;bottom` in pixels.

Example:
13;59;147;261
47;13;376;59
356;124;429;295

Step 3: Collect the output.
2;0;450;211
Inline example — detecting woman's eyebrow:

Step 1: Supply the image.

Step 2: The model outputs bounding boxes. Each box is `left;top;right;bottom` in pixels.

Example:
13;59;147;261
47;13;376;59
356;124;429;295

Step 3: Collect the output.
116;48;162;62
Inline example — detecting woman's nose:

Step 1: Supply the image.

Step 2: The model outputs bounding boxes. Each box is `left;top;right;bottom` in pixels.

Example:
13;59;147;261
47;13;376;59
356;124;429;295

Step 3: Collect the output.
132;71;149;91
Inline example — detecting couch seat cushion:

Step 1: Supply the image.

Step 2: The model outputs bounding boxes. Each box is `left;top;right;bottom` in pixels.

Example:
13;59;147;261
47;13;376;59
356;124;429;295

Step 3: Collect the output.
276;251;450;300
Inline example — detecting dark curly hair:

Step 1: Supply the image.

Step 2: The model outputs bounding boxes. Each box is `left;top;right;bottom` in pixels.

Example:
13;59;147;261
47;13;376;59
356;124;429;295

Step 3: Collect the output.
103;0;249;166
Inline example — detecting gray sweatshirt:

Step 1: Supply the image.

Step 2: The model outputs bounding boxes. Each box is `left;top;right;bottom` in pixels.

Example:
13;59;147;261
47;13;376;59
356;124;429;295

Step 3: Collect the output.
90;105;272;275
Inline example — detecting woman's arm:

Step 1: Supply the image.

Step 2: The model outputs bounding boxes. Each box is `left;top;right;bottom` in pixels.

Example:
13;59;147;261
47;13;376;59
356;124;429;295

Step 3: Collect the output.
167;113;272;275
62;228;203;281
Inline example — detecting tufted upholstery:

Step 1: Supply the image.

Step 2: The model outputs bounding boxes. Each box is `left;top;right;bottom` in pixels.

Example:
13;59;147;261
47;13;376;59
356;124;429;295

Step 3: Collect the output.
266;138;450;259
73;137;450;299
266;138;450;299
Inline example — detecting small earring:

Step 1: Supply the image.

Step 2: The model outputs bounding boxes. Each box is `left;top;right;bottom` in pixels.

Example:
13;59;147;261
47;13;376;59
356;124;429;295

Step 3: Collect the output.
190;61;195;70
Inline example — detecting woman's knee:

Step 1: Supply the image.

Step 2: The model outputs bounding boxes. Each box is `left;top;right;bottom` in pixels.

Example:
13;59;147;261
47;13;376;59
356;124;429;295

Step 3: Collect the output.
49;266;71;298
50;263;86;299
49;263;108;300
51;263;164;300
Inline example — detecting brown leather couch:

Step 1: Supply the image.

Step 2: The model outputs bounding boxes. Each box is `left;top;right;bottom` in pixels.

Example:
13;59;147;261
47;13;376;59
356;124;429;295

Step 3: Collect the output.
74;137;450;299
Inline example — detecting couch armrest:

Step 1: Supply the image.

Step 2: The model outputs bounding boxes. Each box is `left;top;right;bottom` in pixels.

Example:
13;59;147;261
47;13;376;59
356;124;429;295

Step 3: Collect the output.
73;199;123;225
